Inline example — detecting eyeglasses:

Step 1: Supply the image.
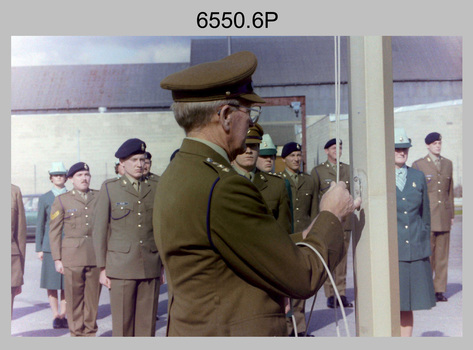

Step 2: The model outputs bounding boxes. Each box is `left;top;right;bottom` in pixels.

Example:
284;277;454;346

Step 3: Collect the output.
227;104;261;124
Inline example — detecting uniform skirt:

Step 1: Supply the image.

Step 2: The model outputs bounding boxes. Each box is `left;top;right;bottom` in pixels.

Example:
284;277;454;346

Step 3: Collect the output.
399;257;436;311
40;252;64;290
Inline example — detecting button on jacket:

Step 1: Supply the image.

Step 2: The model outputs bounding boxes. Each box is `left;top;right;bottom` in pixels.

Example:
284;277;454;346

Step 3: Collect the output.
49;189;99;267
153;139;344;336
396;167;431;262
253;169;292;235
93;177;160;280
280;169;318;233
412;155;454;232
311;161;353;231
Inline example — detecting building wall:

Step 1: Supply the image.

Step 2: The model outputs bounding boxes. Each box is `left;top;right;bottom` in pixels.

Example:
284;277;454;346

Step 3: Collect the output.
11;111;185;195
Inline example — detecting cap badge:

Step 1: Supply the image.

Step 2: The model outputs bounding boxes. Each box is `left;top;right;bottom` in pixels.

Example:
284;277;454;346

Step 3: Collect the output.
297;144;301;150
412;182;417;188
399;136;404;142
84;163;88;170
141;143;145;151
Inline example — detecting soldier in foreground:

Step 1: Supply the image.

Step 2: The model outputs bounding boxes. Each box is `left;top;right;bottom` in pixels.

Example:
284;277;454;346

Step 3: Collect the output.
49;162;101;336
94;139;161;336
154;51;360;336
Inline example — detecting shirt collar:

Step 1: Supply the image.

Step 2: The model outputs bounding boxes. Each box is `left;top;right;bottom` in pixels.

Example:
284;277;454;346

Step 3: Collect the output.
186;137;230;164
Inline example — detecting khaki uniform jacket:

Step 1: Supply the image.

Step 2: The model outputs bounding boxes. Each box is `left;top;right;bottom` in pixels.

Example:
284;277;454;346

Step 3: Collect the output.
311;161;353;231
412;155;454;232
49;189;99;267
93;177;160;280
153;139;344;336
253;169;292;235
11;184;27;287
279;169;318;233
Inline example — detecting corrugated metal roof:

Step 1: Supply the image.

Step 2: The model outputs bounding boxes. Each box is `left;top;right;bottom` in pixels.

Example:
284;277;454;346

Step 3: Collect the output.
11;63;188;112
11;36;461;113
191;36;462;85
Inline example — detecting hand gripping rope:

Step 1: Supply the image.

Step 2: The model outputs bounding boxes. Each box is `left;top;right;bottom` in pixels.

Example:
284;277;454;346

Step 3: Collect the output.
292;242;351;337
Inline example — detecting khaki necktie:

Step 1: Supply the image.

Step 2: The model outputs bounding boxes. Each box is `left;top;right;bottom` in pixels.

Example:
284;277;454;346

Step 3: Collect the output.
435;158;441;171
133;180;141;193
292;173;298;185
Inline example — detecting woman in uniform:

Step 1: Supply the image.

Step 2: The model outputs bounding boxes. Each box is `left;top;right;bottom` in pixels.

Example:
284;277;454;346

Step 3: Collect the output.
394;128;436;336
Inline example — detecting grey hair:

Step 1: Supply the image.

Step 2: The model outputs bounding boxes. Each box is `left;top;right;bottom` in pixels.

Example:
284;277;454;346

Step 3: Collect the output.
171;99;240;134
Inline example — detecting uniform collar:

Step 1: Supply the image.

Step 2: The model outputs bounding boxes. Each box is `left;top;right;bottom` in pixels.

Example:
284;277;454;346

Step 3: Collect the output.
186;137;230;164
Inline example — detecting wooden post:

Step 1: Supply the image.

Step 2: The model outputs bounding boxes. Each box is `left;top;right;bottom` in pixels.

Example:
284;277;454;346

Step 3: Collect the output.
347;36;401;336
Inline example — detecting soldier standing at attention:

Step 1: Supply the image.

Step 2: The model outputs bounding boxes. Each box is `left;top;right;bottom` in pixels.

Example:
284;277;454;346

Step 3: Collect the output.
36;162;69;329
142;151;160;183
11;184;27;317
279;141;318;336
412;132;454;302
154;51;359;336
232;123;292;235
49;162;101;336
93;138;161;336
310;138;353;309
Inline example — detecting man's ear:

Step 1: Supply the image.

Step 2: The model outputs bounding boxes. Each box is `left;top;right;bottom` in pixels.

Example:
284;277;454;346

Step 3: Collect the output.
218;105;233;132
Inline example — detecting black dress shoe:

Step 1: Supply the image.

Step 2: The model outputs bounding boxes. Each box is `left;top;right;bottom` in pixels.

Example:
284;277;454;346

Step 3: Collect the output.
340;295;353;307
435;292;448;302
60;318;68;329
327;296;335;308
53;317;62;329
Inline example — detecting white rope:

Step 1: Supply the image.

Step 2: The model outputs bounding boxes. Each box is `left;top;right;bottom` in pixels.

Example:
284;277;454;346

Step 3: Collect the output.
296;241;351;337
334;36;341;183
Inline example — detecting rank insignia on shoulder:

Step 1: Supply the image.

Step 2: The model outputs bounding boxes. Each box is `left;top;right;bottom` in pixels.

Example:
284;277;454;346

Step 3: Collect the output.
50;210;60;221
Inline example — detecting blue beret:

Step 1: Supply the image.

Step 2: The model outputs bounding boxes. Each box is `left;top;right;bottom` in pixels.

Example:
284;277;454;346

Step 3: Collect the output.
425;132;442;145
115;138;146;159
67;162;90;178
324;138;342;149
281;142;302;158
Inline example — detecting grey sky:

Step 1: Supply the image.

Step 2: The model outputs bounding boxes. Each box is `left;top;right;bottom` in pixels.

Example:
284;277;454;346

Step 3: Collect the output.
11;36;214;66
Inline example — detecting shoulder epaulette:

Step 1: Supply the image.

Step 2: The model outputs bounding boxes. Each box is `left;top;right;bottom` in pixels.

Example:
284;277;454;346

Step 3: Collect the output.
203;158;234;177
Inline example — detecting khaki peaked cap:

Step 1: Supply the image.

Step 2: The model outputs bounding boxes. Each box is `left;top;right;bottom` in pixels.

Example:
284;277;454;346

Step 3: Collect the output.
160;51;265;103
246;123;264;144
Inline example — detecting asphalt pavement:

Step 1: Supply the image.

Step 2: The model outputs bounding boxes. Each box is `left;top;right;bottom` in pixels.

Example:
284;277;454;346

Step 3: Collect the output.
10;215;462;337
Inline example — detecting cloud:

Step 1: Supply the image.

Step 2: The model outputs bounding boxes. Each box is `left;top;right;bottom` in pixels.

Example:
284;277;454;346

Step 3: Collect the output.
11;36;193;66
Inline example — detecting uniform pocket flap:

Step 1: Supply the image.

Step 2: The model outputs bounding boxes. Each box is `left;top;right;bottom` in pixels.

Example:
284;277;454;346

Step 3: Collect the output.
108;239;131;253
62;237;80;248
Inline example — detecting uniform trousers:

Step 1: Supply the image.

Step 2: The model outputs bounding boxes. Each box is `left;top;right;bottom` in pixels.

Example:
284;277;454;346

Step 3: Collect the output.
324;230;351;297
110;277;159;336
286;298;307;335
63;266;101;336
430;231;450;293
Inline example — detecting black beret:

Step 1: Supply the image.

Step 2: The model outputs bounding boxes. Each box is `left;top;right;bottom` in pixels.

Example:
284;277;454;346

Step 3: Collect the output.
425;132;442;145
281;142;302;158
67;162;90;178
324;138;342;149
144;152;152;160
160;51;265;103
115;138;146;159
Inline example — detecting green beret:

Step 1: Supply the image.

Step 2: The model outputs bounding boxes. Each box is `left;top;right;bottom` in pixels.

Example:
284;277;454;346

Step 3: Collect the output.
160;51;265;103
259;134;277;156
246;123;264;144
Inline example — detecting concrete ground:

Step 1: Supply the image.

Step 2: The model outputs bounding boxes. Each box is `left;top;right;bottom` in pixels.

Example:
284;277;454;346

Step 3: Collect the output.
10;215;462;338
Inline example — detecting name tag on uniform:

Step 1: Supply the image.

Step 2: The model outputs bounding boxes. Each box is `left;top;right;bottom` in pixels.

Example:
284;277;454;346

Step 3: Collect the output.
66;208;77;213
116;202;129;206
